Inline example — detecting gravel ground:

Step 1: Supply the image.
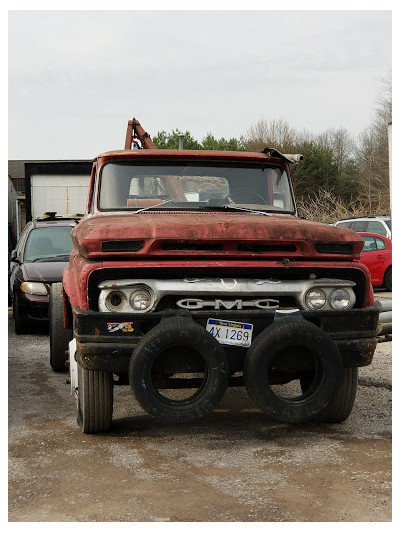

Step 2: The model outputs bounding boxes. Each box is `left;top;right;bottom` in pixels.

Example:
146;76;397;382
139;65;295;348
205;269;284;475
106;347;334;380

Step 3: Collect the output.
8;307;392;522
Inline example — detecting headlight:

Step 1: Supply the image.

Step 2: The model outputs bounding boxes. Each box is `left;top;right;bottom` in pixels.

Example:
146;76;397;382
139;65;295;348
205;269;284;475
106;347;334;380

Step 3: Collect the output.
104;290;127;312
21;282;48;296
129;286;154;312
329;289;351;310
305;288;326;310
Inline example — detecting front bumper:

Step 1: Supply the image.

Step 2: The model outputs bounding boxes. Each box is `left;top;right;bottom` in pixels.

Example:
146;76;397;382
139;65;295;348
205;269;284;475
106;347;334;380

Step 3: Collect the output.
17;293;49;321
72;303;381;373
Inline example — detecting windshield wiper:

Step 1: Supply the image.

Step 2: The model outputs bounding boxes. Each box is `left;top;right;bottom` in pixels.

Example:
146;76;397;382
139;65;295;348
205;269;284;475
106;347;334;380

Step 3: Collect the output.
30;255;71;262
134;200;173;213
204;205;271;216
46;254;71;261
134;200;271;216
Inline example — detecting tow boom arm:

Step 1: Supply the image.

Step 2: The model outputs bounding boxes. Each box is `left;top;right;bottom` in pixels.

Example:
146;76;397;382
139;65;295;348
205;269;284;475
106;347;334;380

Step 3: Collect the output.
124;118;156;149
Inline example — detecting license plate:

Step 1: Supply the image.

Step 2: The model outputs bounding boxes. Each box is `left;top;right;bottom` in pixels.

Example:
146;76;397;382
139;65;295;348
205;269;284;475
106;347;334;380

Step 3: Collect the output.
206;318;253;347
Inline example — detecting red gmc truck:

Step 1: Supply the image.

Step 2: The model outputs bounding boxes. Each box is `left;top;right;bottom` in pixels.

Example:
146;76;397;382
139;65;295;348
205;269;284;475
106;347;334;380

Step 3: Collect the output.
49;118;380;433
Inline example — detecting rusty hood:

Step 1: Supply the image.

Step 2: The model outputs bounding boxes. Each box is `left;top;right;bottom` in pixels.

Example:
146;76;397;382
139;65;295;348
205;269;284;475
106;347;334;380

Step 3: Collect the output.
71;211;364;261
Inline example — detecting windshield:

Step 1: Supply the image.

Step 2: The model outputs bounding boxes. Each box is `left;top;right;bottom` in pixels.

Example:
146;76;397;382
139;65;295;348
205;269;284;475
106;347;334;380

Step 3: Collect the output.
24;226;74;262
99;162;295;213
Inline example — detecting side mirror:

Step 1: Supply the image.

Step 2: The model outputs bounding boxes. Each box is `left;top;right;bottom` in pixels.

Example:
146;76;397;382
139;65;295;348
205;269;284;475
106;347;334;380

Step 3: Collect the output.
10;250;19;263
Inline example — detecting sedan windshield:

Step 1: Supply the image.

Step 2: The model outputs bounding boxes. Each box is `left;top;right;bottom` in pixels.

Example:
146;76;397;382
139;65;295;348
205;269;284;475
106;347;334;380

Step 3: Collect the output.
24;226;74;262
99;162;295;213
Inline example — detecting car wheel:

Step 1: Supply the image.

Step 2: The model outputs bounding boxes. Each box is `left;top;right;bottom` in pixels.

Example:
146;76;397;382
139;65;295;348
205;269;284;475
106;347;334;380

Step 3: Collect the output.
13;297;26;335
49;282;72;372
383;267;392;291
129;318;229;423
77;362;113;434
243;317;343;423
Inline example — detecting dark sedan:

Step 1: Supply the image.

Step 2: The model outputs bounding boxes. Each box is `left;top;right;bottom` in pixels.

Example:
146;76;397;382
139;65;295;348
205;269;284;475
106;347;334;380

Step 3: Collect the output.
9;216;78;334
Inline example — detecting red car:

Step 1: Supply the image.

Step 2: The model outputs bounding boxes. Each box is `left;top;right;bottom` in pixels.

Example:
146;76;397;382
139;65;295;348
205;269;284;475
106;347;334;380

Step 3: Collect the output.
359;232;392;291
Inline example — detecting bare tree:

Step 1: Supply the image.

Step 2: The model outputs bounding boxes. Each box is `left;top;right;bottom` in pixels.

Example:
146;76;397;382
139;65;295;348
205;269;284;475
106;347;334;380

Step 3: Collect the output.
297;189;379;224
245;118;298;152
354;70;392;213
316;128;355;175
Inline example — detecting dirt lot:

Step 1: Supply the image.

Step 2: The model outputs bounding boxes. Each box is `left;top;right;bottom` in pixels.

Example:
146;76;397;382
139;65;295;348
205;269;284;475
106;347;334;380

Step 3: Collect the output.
8;307;392;522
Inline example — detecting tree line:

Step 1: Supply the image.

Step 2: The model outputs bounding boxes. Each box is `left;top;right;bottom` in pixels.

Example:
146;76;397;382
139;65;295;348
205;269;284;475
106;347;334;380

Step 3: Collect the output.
152;72;391;223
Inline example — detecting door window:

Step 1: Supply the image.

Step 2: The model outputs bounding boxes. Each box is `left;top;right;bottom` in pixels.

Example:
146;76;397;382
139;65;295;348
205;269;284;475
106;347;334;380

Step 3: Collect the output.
366;221;386;236
352;221;367;232
375;237;386;250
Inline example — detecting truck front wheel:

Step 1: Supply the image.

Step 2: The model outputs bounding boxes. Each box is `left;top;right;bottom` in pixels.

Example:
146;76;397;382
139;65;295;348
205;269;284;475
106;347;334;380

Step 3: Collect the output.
49;282;72;372
77;362;113;433
243;317;343;423
129;318;229;423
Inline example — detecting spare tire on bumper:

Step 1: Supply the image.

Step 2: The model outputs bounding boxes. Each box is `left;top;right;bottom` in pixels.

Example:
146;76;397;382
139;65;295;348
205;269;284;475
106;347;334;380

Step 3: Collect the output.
129;318;229;423
243;317;343;423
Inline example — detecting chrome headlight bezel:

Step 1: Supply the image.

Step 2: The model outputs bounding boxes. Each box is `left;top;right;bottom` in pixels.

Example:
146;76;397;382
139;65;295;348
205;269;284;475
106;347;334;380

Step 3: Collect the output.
304;284;355;311
328;288;352;310
129;285;155;312
99;284;155;313
305;288;327;310
104;290;128;312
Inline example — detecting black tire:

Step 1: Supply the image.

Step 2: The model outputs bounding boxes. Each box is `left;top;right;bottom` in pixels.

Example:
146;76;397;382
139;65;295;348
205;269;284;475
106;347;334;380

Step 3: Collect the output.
49;283;72;372
312;367;358;423
77;362;113;434
243;318;343;423
383;267;392;291
13;297;25;335
129;318;229;423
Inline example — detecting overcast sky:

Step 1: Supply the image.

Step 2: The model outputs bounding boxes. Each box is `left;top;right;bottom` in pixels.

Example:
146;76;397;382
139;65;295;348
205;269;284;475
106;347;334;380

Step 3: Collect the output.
8;8;392;160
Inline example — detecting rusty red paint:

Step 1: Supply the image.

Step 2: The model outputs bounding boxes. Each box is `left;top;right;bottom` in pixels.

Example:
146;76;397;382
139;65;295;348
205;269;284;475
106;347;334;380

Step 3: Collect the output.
63;141;372;311
71;212;364;258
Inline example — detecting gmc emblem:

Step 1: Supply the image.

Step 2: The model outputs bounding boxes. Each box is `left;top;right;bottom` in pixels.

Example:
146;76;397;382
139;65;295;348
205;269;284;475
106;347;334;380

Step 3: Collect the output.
176;298;279;310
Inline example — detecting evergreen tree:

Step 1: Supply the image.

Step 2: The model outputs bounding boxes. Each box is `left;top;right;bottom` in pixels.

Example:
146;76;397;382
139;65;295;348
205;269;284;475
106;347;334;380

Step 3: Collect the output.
152;129;201;150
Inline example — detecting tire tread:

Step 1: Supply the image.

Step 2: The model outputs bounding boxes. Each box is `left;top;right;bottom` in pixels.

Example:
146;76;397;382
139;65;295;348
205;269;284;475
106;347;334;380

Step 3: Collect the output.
78;364;113;433
129;318;229;423
49;282;72;372
316;367;358;423
244;317;343;423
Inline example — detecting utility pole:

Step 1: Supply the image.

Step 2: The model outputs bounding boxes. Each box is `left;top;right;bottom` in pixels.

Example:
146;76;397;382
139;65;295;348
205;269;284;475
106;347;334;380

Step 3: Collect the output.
388;122;392;211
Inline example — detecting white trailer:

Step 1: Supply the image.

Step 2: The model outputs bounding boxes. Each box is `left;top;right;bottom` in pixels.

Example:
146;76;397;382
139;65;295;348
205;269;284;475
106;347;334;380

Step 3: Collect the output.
30;174;90;219
25;161;92;222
